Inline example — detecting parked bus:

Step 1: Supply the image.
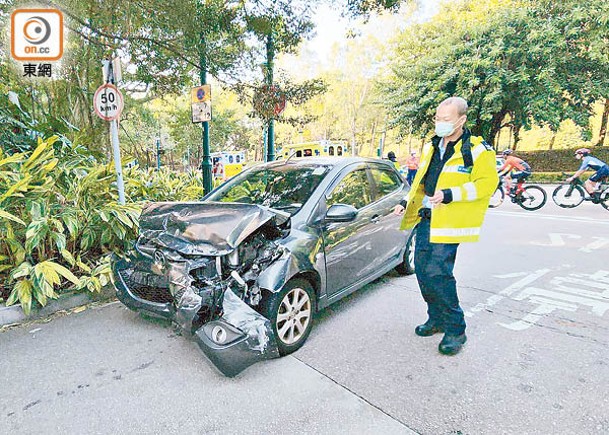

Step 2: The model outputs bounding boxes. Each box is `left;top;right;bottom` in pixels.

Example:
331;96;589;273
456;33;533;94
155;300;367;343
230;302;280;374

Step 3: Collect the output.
279;140;350;159
211;151;246;186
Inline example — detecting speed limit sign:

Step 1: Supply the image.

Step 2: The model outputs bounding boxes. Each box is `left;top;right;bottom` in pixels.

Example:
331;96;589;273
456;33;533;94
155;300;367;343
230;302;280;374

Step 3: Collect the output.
93;83;124;121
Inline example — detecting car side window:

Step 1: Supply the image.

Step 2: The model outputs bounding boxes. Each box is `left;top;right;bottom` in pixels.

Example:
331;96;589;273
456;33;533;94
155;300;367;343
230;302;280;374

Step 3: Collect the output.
370;167;402;200
326;169;373;210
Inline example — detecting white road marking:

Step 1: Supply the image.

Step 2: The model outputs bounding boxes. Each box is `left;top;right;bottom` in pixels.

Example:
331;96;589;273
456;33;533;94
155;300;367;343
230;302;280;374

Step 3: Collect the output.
579;237;609;253
499;297;577;331
471;269;609;331
465;269;551;317
489;210;609;225
531;233;581;247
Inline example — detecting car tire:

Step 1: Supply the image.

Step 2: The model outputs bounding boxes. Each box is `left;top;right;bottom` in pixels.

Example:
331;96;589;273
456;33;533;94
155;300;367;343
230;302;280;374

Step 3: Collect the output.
395;228;416;276
260;278;316;356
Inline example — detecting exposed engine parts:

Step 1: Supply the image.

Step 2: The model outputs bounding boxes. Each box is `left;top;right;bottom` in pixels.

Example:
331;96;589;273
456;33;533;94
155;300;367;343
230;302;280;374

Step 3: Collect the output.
114;202;295;376
132;216;287;334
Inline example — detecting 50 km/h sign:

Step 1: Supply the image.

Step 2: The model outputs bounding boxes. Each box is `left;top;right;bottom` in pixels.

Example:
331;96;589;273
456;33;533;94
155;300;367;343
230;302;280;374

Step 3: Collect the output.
94;83;124;121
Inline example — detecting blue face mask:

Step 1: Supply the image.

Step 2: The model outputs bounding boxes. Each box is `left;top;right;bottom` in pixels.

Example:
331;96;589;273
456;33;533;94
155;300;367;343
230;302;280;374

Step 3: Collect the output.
435;116;465;138
435;122;455;138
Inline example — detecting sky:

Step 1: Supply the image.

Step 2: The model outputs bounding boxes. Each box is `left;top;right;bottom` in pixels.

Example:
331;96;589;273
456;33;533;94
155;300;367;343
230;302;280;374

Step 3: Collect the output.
304;0;441;67
275;0;442;77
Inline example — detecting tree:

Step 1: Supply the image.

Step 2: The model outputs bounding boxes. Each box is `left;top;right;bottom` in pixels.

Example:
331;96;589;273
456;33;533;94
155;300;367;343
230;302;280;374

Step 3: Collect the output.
236;0;326;158
597;99;609;147
383;0;609;148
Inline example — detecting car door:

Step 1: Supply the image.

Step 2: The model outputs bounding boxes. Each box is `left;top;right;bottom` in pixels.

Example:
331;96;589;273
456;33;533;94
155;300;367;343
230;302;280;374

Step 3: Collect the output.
322;165;379;296
367;163;409;267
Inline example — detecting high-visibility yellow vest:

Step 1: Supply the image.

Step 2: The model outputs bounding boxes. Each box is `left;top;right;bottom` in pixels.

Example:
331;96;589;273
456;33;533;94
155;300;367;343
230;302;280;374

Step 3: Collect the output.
399;135;498;243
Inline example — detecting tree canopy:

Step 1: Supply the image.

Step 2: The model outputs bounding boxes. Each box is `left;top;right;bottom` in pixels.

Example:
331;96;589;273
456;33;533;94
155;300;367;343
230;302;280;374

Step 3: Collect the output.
383;0;609;148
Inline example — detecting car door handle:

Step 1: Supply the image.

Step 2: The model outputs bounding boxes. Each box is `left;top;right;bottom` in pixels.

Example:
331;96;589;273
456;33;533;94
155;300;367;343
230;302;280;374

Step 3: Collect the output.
371;215;380;224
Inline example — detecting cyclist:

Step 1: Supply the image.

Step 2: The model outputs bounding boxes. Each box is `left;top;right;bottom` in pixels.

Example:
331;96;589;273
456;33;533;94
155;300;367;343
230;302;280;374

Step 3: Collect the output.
498;149;532;195
566;148;609;202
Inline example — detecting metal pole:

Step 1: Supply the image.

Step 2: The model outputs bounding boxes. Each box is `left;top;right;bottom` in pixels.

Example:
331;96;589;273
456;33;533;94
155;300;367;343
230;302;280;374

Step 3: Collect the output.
266;32;275;162
111;119;125;204
263;126;268;162
200;32;213;194
104;59;125;205
156;137;161;170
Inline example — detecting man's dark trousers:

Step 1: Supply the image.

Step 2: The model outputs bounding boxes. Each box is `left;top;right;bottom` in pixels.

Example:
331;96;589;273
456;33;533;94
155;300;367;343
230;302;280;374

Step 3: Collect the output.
414;216;466;335
407;169;417;185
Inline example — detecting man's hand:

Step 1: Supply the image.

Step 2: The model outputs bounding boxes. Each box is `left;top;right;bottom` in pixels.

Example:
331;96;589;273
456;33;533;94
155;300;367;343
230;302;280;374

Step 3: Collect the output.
566;176;574;183
393;204;405;215
429;190;444;205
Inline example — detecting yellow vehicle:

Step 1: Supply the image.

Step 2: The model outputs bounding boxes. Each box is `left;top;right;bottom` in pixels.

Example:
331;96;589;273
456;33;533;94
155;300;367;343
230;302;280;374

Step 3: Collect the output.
211;151;246;186
279;140;350;159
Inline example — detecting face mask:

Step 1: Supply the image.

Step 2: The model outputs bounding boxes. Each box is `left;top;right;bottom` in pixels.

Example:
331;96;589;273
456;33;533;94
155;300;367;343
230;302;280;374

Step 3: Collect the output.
435;122;455;137
435;116;465;137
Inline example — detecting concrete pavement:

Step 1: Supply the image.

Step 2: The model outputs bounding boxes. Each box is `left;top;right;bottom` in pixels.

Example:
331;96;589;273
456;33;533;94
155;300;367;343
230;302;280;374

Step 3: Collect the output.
1;196;608;434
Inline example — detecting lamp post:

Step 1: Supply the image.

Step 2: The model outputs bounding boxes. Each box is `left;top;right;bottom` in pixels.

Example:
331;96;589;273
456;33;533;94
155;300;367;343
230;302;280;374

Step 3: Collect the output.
199;32;212;194
156;137;161;170
265;32;275;162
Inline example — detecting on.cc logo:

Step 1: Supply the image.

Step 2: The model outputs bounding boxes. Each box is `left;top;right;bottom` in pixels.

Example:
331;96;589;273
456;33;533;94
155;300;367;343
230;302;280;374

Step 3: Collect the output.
11;9;63;61
23;16;52;45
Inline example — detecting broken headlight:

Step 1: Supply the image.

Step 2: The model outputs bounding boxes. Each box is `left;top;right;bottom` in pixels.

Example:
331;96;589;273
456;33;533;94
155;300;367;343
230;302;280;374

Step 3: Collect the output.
203;320;245;346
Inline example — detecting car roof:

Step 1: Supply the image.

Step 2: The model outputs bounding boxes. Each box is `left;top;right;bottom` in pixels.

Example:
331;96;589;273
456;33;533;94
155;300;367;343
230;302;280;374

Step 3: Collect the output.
260;157;394;170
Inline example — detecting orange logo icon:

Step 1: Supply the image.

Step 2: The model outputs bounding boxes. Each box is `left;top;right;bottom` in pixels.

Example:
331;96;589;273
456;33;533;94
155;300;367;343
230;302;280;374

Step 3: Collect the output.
11;9;64;61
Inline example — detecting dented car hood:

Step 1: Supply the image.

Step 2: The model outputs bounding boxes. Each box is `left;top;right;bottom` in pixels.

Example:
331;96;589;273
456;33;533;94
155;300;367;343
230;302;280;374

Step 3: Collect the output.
138;201;289;256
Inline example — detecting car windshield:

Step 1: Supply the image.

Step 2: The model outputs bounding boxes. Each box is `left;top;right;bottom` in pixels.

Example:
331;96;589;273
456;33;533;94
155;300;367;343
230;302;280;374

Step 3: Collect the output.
206;163;332;214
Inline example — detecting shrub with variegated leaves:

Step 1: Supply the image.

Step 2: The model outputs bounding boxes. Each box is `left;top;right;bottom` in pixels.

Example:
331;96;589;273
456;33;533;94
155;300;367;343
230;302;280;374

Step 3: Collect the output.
0;136;140;314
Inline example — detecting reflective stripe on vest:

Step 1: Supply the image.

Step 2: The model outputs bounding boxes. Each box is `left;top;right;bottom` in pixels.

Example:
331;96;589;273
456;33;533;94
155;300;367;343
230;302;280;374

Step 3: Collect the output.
430;227;481;238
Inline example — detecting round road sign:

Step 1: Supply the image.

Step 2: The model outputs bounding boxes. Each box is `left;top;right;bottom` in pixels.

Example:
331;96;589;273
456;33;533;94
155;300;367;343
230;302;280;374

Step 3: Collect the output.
93;83;124;121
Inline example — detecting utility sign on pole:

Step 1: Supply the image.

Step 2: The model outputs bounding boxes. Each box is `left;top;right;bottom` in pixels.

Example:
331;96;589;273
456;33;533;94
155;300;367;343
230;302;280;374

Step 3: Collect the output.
191;85;212;123
95;59;126;205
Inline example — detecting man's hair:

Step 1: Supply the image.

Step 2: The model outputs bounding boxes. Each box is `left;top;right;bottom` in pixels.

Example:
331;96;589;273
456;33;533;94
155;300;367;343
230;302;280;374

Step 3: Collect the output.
438;97;468;116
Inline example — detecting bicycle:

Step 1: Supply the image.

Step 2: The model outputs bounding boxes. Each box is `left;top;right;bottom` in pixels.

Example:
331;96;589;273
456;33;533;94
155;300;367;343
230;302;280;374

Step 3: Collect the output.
489;177;506;208
488;175;547;211
552;173;609;210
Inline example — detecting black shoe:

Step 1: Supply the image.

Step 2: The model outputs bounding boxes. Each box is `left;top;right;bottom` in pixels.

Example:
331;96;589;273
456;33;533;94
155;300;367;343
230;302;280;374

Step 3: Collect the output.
438;333;467;355
592;192;601;204
415;322;444;337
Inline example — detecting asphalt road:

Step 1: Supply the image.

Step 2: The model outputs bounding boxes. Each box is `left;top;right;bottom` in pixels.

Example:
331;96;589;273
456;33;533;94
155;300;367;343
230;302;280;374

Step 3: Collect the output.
1;185;608;434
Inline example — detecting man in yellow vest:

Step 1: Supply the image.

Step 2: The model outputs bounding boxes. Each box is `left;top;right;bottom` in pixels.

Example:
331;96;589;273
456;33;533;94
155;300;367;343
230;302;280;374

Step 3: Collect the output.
393;97;498;355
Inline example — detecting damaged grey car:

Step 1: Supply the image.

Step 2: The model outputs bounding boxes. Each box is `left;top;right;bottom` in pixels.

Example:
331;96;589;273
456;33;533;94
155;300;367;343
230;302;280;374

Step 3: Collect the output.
112;157;415;376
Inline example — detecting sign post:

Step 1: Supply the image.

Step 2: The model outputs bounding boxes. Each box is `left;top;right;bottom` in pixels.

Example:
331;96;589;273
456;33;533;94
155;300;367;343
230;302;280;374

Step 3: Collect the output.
94;62;125;205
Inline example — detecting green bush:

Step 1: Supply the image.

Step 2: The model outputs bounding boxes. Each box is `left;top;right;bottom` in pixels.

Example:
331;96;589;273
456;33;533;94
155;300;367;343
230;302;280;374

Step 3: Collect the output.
0;136;206;314
528;172;567;184
516;147;609;172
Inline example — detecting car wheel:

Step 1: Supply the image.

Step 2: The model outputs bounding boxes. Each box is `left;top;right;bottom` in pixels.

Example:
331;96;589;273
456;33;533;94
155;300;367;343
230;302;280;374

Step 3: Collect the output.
395;228;416;276
260;278;316;356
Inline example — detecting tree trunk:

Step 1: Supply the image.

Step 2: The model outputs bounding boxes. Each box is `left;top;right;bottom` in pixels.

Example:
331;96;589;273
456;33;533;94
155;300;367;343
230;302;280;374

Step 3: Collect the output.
548;131;557;150
407;130;413;154
370;120;378;157
488;111;507;148
513;124;522;151
597;98;609;146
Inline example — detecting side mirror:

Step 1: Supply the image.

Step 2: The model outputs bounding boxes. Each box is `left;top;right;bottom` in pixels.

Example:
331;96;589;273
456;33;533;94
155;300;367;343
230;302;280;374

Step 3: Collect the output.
325;204;358;223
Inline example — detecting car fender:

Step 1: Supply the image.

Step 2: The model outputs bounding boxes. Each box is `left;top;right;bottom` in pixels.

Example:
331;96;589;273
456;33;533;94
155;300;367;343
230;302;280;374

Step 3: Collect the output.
256;230;325;297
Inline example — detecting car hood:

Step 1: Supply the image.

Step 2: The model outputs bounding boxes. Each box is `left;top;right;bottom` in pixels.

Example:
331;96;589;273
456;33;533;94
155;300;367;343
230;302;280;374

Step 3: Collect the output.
138;201;289;256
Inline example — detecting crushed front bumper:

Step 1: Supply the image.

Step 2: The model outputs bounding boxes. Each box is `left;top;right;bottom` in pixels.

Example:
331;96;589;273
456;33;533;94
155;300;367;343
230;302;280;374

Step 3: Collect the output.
112;257;280;377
